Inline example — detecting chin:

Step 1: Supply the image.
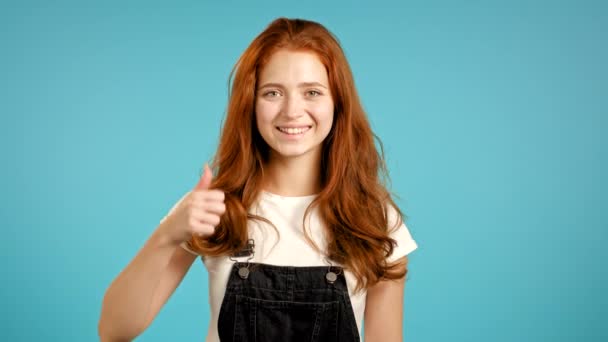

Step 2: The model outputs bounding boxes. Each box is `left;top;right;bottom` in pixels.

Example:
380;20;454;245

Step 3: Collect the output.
276;149;310;159
271;146;317;160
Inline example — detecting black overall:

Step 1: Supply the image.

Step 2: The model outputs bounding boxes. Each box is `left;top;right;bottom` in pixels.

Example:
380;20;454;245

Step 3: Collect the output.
217;261;361;341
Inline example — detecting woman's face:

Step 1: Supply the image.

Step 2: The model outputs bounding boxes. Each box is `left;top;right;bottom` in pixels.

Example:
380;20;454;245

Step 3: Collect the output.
255;49;334;163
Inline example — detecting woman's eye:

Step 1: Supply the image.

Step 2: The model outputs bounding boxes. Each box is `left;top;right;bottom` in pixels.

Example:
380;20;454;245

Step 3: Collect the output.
307;90;321;96
264;90;280;97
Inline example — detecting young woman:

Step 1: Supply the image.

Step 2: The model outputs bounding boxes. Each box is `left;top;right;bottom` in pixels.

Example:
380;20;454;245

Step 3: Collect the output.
99;17;418;342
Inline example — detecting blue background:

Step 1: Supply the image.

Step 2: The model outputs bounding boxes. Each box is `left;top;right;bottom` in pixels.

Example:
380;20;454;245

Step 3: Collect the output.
2;0;606;341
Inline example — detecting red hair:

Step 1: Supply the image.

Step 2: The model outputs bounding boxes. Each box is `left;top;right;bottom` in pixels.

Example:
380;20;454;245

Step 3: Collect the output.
187;17;407;291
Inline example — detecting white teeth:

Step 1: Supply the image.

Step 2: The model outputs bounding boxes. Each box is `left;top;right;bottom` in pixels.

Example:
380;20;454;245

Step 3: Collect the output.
278;126;310;135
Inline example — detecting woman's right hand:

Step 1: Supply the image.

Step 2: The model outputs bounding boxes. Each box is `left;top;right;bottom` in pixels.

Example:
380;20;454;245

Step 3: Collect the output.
161;164;226;245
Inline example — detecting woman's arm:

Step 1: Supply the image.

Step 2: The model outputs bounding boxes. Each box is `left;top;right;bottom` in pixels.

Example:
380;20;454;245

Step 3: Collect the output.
99;167;225;341
363;256;408;342
98;219;197;342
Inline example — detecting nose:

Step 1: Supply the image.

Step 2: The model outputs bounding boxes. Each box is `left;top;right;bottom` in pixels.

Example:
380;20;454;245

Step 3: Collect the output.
281;94;304;119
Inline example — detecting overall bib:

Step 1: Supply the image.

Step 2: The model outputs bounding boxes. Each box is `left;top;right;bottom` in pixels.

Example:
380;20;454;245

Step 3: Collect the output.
217;261;361;342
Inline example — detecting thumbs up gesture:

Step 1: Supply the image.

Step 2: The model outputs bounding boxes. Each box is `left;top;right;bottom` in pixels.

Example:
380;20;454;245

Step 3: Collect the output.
189;164;226;236
162;164;226;244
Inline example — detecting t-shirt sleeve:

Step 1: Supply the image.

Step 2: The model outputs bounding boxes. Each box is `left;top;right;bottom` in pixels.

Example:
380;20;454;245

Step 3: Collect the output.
386;204;418;264
160;191;200;256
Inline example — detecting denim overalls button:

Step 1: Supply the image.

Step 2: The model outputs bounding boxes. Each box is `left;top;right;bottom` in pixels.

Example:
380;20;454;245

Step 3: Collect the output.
325;271;337;284
238;267;250;279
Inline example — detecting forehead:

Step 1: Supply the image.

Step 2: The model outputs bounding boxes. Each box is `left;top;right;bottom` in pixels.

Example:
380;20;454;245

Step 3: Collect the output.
258;49;328;84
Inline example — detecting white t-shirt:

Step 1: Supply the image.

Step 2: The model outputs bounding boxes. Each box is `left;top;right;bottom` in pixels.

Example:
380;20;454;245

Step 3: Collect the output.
161;190;418;342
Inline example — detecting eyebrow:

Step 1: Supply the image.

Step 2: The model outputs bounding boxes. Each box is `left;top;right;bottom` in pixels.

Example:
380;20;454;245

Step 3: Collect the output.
257;82;328;90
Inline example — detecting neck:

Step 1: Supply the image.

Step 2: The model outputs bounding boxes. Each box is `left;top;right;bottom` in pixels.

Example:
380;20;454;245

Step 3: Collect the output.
262;151;321;197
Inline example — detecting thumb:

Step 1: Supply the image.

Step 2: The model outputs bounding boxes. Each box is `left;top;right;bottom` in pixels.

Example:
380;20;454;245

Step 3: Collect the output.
194;164;213;190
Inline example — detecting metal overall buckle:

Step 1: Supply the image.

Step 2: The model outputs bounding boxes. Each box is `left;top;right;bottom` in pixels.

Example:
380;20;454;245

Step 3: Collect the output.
229;239;255;279
324;257;342;284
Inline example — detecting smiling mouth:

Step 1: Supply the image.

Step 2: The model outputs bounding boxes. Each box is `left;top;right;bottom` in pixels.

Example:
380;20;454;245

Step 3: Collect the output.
276;126;312;135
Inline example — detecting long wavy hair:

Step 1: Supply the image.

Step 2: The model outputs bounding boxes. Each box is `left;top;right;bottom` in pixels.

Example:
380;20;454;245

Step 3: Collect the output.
187;17;407;291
